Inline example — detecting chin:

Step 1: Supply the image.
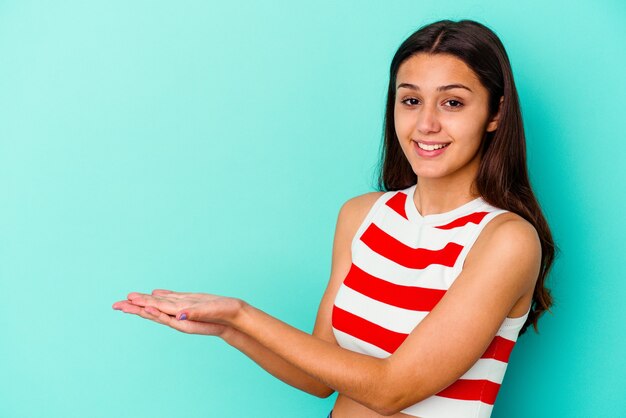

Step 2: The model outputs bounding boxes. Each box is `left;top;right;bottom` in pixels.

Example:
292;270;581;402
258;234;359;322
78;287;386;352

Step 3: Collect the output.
411;167;447;180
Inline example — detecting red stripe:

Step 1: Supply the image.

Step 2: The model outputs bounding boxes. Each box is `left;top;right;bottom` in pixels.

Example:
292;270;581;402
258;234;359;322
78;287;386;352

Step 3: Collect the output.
344;263;446;311
332;305;407;354
480;336;516;363
434;211;490;230
360;224;463;269
385;192;408;220
436;379;501;405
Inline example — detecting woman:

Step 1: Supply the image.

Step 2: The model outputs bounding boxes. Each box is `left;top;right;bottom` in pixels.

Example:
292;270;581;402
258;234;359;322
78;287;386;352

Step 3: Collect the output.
113;19;555;418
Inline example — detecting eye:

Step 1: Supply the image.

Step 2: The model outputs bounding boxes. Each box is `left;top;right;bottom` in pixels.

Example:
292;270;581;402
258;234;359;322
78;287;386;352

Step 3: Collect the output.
400;98;420;106
444;99;464;108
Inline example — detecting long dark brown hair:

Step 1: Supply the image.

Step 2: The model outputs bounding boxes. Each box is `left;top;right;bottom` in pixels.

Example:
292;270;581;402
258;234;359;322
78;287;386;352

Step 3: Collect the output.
377;19;555;335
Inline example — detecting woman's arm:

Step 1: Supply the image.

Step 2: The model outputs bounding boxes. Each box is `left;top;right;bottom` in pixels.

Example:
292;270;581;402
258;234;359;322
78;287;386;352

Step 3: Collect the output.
238;214;541;414
113;192;384;399
118;201;540;415
114;296;334;397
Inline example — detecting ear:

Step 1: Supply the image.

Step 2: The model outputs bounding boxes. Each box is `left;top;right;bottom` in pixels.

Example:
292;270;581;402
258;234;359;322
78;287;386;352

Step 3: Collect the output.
486;96;504;132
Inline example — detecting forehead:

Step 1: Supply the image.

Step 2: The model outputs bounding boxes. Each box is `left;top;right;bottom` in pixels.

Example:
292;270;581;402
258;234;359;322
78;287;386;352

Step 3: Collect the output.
396;53;483;90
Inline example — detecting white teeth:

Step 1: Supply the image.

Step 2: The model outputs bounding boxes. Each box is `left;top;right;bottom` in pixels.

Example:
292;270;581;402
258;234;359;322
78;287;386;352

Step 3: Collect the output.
417;142;449;151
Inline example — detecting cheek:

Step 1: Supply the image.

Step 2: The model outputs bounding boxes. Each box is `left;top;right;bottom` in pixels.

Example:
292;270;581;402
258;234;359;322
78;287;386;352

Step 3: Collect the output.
394;108;413;138
446;117;486;148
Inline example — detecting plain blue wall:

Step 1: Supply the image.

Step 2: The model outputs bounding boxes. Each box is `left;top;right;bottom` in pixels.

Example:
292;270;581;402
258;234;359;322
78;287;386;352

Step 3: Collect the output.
1;1;624;417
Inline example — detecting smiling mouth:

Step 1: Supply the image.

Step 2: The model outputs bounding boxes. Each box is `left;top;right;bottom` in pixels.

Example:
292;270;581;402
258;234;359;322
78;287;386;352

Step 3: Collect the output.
416;142;450;151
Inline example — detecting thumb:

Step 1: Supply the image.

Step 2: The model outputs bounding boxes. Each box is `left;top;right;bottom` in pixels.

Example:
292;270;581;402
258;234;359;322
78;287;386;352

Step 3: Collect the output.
176;304;208;321
176;298;236;323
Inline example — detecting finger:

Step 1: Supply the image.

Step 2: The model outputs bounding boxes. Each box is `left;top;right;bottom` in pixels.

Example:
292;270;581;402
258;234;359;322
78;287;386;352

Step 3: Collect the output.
151;289;197;299
126;292;148;300
142;306;176;326
144;305;163;316
175;303;216;322
126;293;150;306
151;289;174;296
135;308;186;332
143;306;205;334
119;302;225;335
151;289;188;298
114;301;192;332
113;300;144;315
127;293;179;314
121;304;178;328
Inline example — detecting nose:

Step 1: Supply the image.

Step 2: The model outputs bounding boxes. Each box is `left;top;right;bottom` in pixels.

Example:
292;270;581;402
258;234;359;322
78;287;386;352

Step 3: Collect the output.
415;103;441;134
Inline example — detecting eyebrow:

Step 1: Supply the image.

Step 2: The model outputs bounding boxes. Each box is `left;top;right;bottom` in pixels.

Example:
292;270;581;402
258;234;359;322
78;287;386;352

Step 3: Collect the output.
396;83;473;92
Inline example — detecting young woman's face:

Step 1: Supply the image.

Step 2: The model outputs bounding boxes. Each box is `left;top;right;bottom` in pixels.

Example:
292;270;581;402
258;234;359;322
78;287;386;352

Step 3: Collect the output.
394;53;499;183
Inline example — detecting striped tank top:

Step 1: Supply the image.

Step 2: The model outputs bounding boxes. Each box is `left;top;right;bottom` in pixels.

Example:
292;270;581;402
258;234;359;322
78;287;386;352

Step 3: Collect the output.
332;183;529;418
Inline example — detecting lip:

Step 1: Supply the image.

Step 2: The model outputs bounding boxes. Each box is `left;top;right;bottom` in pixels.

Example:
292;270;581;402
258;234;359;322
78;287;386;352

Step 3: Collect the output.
412;140;450;158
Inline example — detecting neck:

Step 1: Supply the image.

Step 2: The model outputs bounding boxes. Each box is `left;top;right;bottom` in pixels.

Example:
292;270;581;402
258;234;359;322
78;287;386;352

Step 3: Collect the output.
412;166;480;216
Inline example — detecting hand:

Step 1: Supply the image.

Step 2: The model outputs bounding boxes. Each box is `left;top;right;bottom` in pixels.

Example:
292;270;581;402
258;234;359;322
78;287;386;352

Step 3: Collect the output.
112;289;245;336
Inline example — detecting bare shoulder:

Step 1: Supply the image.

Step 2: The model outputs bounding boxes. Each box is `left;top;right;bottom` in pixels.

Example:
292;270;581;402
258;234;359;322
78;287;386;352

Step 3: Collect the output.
479;211;540;254
466;211;541;298
336;191;386;233
331;190;386;265
340;191;387;214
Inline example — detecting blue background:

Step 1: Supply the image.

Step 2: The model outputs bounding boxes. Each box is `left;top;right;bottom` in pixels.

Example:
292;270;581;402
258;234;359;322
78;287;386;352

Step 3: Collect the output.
1;1;624;417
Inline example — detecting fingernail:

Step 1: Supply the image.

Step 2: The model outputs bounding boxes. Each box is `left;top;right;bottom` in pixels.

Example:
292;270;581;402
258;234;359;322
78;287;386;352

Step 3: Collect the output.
179;313;187;321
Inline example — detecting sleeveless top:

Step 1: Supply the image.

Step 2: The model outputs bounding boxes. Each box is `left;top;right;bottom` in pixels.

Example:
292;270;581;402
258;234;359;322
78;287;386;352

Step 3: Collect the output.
332;184;529;418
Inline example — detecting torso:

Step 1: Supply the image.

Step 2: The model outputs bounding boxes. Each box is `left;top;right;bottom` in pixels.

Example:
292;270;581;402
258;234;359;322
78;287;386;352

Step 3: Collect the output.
329;185;533;418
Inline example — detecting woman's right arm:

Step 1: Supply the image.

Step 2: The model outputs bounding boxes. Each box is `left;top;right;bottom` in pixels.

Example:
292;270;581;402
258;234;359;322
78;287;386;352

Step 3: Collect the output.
222;192;382;398
221;326;334;397
116;297;333;397
114;192;384;398
222;192;384;397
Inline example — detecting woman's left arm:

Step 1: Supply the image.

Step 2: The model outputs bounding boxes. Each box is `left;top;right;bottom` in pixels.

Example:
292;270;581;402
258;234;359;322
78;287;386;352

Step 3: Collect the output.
123;214;540;415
